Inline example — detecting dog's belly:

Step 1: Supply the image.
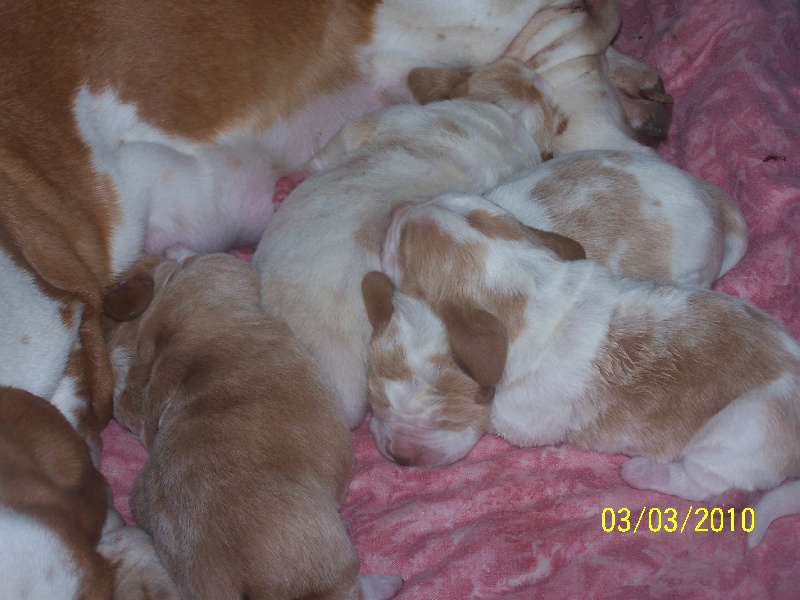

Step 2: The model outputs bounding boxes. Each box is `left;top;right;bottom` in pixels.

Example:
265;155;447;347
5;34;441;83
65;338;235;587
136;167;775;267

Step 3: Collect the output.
73;82;387;260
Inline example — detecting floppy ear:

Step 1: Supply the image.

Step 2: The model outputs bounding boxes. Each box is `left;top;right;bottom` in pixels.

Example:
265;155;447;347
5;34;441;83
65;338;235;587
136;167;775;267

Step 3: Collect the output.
103;274;155;321
407;67;473;104
362;271;395;330
441;301;508;390
523;227;586;261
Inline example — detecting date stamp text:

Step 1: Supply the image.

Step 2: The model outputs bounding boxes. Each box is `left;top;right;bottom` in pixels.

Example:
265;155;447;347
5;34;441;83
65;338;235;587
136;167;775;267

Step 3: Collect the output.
601;506;755;534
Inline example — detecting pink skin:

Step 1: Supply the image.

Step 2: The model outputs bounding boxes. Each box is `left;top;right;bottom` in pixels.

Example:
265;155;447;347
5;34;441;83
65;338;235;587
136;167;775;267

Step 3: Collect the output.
272;169;312;206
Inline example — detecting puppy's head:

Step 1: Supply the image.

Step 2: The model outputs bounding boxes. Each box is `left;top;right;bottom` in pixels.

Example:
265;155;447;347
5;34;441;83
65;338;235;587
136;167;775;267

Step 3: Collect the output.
103;254;261;442
362;271;501;467
367;194;584;467
408;58;558;159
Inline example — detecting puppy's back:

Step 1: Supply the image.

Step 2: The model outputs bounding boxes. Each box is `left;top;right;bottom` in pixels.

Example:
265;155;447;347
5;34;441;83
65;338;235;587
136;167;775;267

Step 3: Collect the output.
114;255;364;599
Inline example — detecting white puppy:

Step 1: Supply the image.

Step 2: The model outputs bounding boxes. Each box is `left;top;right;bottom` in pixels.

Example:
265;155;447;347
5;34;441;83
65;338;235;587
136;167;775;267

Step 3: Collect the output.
363;192;800;547
254;58;565;429
484;150;747;287
104;254;401;600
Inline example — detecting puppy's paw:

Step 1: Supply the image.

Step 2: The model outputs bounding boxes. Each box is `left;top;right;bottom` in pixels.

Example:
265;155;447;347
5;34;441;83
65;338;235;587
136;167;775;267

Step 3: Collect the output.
357;574;404;600
97;526;179;600
606;48;673;140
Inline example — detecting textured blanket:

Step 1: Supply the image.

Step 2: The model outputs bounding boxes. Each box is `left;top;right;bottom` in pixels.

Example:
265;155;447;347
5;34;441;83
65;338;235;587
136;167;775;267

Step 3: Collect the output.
102;0;800;597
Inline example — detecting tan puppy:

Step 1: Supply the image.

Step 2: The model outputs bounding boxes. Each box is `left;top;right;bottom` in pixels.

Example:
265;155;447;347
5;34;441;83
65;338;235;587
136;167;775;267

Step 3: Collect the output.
104;254;401;600
364;192;800;547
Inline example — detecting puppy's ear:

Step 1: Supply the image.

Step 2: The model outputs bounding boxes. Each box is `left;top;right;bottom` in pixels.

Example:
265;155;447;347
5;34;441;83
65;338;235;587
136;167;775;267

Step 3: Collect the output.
442;301;508;390
523;227;586;261
103;274;154;321
362;271;395;330
407;67;473;104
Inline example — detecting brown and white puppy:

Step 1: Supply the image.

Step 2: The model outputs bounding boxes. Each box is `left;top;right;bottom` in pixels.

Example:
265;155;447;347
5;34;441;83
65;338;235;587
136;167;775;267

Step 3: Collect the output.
0;387;178;600
104;254;401;600
413;0;673;156
254;57;570;429
0;0;661;589
364;192;800;547
0;387;114;600
483;150;747;287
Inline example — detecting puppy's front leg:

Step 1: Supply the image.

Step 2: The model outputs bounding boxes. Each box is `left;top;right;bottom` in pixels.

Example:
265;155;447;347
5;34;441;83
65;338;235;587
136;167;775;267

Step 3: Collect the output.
98;509;179;600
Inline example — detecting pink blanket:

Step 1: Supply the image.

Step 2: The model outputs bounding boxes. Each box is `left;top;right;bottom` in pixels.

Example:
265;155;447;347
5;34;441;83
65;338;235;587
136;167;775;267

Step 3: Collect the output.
101;0;800;597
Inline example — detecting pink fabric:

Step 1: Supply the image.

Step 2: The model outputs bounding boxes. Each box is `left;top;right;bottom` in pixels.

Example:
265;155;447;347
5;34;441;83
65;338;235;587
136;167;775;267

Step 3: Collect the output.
101;0;800;597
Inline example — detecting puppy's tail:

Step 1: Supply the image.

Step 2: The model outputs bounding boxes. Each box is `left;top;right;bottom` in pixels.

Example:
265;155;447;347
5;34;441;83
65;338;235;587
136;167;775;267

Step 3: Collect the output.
747;480;800;548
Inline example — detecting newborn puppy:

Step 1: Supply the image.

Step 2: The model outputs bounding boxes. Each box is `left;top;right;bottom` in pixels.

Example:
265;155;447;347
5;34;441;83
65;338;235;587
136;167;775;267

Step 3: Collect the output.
484;150;747;287
104;254;401;600
364;192;800;547
415;0;666;156
255;58;563;429
0;387;114;600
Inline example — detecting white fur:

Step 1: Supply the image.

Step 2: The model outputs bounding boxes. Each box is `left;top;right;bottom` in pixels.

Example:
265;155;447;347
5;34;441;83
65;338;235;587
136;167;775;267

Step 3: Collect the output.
0;248;82;424
254;60;551;428
372;192;800;545
0;509;81;600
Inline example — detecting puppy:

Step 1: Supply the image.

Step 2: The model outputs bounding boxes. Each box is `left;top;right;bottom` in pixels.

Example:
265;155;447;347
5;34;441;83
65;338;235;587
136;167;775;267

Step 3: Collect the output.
0;387;114;600
483;150;747;287
103;254;401;600
254;58;575;429
363;192;800;547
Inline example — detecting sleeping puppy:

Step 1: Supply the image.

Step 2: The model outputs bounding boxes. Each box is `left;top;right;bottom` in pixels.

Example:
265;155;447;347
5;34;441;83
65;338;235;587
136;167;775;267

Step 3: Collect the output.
254;58;566;429
484;150;747;287
0;387;178;600
414;0;673;156
104;254;401;600
0;387;114;600
363;192;800;548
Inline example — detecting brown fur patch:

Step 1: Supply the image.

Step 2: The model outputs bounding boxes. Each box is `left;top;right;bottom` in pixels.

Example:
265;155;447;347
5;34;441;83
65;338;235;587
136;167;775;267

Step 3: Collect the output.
407;67;472;104
80;0;380;140
430;354;493;432
0;387;114;598
529;155;674;283
399;213;530;342
572;292;792;461
398;218;487;302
